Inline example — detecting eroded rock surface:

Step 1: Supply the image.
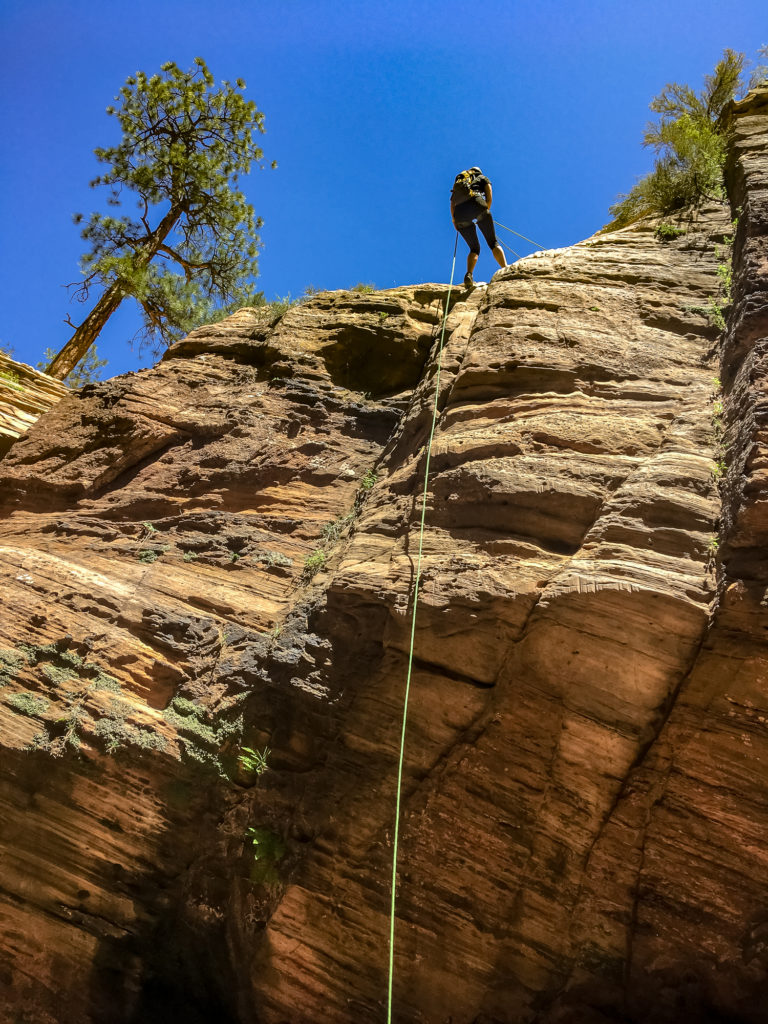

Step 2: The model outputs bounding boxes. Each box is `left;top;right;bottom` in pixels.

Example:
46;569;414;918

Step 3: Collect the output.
0;353;68;459
1;90;768;1024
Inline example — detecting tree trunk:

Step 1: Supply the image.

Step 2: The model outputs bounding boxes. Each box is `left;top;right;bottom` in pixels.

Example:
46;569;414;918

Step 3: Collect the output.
46;281;125;380
46;204;183;381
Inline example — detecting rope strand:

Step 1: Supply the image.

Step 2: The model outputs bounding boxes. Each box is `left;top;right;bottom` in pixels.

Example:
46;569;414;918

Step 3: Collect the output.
387;232;458;1023
492;219;548;251
497;237;522;261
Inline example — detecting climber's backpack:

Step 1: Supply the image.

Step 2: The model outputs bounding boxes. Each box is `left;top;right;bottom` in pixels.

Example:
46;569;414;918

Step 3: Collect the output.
452;168;487;207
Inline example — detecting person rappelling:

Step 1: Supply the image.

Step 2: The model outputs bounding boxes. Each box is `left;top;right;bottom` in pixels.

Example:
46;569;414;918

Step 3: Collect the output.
450;167;507;289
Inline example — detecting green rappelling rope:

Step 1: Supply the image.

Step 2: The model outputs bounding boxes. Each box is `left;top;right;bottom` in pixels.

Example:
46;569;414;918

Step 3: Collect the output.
387;232;458;1023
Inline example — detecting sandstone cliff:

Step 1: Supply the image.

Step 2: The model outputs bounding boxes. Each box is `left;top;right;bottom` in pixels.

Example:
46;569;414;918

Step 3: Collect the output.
0;354;68;460
0;87;767;1024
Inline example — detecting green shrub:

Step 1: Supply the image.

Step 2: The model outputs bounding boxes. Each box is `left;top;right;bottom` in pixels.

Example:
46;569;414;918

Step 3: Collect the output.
90;672;122;693
162;695;243;775
7;692;50;717
322;512;354;544
265;295;297;324
0;369;21;390
707;296;726;331
0;649;23;685
350;282;376;293
360;468;377;490
303;549;326;579
258;550;292;568
608;50;746;228
655;223;686;241
137;547;167;563
93;714;168;755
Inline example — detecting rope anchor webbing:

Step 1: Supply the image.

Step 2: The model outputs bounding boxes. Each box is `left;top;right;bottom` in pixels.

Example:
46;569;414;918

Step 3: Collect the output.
493;219;548;252
497;237;522;261
387;231;458;1024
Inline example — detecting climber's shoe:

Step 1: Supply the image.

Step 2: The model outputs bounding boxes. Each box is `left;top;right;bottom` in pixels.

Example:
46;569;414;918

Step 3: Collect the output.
463;272;473;289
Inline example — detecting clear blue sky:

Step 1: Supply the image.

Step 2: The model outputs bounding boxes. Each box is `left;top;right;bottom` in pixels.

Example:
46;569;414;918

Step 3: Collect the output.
0;0;765;377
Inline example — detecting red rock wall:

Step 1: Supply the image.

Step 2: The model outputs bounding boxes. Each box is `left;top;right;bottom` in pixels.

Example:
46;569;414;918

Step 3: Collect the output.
1;90;767;1024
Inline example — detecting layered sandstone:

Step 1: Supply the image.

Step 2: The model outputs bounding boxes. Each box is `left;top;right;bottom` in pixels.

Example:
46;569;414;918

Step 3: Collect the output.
1;88;767;1024
0;353;68;459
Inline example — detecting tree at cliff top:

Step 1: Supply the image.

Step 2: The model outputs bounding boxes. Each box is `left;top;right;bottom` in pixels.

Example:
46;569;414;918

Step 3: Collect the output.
46;58;273;381
750;44;768;89
608;49;746;228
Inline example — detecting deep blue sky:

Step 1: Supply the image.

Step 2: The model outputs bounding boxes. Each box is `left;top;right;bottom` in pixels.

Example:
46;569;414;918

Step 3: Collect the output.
0;0;765;377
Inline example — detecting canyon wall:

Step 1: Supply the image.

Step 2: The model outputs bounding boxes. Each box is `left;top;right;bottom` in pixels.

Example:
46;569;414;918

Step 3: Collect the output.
0;86;766;1023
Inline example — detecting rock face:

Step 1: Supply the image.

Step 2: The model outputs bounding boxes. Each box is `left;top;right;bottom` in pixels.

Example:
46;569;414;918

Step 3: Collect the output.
1;88;767;1024
0;353;68;459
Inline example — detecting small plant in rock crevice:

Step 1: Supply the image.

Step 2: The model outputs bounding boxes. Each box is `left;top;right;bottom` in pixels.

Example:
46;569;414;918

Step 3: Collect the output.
137;546;169;563
302;549;326;580
162;693;246;776
360;468;377;491
321;512;355;545
238;745;270;775
8;692;50;717
11;642;139;757
245;825;286;884
300;464;382;588
655;223;686;241
0;369;22;390
710;377;728;488
707;296;726;331
0;649;24;686
705;222;736;332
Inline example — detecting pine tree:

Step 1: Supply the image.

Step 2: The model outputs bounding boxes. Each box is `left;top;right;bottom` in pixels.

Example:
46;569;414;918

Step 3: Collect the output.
48;58;272;380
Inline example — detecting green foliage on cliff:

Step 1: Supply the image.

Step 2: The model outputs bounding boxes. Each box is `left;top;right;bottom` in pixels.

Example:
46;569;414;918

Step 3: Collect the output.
0;369;21;390
608;49;746;228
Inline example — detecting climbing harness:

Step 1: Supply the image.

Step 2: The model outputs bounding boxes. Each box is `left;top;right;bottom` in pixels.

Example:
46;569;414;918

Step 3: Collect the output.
493;219;548;251
387;232;458;1023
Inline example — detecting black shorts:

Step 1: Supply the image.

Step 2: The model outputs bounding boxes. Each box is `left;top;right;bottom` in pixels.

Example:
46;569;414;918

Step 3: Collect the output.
454;200;497;254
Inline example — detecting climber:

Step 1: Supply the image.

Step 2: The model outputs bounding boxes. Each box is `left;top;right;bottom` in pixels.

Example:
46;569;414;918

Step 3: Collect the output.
450;167;507;289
